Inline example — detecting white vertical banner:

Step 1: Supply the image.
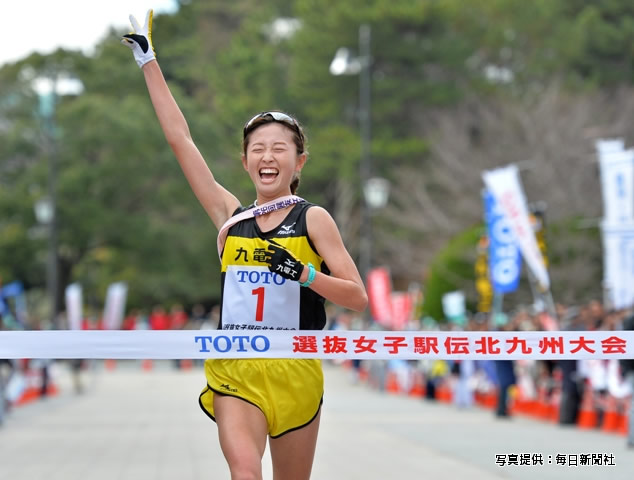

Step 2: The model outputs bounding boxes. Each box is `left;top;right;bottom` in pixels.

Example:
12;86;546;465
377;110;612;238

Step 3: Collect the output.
601;223;634;309
65;283;83;330
595;138;625;159
102;282;128;330
596;138;634;309
482;165;550;290
627;239;634;308
442;291;466;325
596;140;634;224
602;225;620;308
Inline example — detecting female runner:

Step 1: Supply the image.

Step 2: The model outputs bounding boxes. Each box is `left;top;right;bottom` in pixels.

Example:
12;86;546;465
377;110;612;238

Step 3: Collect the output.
122;10;367;480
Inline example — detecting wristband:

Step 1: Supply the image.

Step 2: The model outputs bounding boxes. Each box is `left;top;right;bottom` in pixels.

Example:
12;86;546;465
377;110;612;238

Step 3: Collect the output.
299;262;316;288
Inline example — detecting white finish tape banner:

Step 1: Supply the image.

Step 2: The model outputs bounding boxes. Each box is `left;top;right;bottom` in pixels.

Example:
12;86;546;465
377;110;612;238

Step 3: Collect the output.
0;330;633;360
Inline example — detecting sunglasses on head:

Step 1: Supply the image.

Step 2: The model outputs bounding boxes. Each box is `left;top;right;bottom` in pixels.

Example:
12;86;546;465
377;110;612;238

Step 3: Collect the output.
243;111;301;139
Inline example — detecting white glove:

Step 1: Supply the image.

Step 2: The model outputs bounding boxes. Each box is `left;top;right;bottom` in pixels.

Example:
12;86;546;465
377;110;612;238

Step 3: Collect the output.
121;10;156;68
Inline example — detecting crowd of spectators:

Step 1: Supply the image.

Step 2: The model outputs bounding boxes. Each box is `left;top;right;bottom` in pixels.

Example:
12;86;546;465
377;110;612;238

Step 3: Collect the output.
350;299;634;449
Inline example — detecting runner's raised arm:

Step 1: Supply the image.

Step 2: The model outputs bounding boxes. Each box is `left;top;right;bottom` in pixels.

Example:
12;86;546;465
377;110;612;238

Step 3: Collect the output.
121;10;239;230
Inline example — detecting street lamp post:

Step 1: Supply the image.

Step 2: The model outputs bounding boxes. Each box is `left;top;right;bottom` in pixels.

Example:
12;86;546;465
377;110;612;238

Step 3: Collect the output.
35;75;60;329
32;74;83;328
34;194;56;326
358;25;372;285
330;25;376;283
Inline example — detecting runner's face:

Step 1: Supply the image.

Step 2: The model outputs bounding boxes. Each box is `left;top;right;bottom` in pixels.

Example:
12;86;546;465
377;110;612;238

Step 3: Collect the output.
242;123;305;199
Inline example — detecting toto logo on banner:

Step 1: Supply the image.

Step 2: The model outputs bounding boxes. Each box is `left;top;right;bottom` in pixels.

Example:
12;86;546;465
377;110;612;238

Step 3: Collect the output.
484;190;521;293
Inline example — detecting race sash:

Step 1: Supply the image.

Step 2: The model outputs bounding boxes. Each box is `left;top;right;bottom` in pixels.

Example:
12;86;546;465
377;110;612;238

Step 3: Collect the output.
216;195;304;258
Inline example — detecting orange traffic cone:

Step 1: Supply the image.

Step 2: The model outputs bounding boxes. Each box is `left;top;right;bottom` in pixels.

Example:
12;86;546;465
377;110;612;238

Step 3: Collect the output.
601;395;620;433
408;373;426;398
473;389;484;407
141;359;153;371
15;388;39;406
577;382;598;429
534;385;552;420
104;359;116;371
435;380;453;403
385;370;401;394
476;388;494;409
485;390;497;409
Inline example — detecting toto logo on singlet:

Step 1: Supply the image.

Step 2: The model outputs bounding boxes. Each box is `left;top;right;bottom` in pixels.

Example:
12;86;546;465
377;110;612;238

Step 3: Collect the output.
235;270;286;285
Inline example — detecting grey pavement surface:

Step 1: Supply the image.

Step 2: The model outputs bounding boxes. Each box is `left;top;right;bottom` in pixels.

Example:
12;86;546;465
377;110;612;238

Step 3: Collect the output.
0;360;632;480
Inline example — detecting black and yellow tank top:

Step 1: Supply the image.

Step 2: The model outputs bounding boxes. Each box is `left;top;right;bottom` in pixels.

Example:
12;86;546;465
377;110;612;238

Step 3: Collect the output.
219;201;328;331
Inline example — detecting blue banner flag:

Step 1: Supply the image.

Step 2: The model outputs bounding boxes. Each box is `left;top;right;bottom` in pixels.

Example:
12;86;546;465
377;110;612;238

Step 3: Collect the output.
483;190;522;293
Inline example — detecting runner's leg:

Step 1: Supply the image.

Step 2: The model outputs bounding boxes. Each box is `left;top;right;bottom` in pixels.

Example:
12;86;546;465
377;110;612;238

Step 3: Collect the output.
214;395;269;480
269;409;321;480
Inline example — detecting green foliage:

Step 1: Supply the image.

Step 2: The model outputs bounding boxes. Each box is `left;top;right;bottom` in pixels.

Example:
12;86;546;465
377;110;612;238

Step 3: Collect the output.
554;0;634;85
422;224;483;322
1;0;631;315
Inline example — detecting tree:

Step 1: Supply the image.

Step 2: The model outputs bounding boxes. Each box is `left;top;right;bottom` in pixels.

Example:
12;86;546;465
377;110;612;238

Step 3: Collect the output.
387;82;634;307
2;0;633;318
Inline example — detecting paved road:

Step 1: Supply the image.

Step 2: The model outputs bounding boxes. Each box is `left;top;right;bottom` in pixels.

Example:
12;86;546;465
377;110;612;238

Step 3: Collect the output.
0;361;632;479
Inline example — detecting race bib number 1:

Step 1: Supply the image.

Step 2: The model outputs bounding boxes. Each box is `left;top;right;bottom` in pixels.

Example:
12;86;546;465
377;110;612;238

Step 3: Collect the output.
222;265;300;330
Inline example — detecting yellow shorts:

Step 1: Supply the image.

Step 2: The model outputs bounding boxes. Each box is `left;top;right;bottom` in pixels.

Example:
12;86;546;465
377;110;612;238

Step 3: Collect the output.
199;358;323;438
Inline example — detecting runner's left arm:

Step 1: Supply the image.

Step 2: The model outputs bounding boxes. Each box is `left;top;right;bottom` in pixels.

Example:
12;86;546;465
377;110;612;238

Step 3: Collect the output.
304;207;368;312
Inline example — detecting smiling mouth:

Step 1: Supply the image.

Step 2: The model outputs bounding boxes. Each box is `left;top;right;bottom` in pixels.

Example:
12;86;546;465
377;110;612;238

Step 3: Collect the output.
259;168;279;181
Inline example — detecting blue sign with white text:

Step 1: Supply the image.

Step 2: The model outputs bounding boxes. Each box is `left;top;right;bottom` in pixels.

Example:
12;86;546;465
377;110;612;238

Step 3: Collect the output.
484;191;522;293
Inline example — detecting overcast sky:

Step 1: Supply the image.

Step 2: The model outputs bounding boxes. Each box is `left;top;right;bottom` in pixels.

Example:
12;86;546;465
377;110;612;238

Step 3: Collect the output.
0;1;178;68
